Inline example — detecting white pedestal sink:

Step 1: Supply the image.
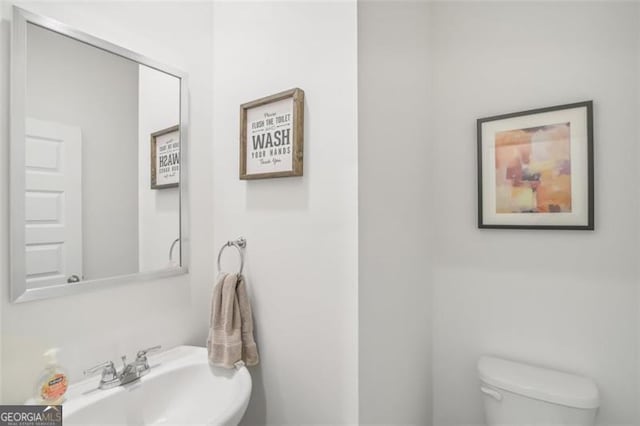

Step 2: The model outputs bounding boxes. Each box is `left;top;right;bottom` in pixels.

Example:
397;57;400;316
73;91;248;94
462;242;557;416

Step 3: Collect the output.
62;346;251;425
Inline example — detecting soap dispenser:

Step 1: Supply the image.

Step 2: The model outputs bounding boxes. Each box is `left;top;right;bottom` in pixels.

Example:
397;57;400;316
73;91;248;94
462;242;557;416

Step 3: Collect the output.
35;348;68;404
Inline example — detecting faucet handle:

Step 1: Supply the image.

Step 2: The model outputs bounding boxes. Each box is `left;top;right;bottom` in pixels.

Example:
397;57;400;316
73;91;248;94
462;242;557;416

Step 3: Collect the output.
84;360;115;376
136;345;161;359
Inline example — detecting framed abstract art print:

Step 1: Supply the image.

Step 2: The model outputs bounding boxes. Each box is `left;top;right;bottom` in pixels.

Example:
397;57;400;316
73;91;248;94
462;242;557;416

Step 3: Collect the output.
477;101;593;230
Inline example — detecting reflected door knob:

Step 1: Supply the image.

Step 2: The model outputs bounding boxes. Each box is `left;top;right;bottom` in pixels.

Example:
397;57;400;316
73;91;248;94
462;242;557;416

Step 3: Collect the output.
67;274;80;283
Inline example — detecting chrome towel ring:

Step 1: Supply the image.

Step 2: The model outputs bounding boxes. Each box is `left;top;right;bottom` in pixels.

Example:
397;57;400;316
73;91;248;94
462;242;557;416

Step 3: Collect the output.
217;237;247;274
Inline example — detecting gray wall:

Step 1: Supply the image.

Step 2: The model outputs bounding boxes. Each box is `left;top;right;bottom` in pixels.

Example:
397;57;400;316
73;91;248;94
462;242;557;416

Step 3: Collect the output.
358;1;433;424
429;2;638;425
137;65;180;272
26;22;139;280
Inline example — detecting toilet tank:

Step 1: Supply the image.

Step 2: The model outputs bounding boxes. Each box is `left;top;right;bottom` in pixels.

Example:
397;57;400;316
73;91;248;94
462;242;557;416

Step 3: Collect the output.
477;356;599;426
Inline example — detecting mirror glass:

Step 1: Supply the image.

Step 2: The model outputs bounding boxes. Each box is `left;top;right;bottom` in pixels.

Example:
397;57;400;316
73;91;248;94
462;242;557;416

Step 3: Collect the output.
12;11;186;301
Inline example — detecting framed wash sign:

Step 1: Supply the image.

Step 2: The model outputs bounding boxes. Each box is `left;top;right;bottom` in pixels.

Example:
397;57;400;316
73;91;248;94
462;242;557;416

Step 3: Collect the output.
151;125;180;189
240;88;304;179
477;101;594;230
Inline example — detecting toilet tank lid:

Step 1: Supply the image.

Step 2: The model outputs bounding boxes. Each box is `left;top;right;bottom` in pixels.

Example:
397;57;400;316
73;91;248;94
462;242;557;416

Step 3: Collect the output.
477;356;599;409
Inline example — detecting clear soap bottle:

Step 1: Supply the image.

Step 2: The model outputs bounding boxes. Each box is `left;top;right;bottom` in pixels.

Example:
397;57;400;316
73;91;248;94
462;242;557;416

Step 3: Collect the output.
35;348;68;405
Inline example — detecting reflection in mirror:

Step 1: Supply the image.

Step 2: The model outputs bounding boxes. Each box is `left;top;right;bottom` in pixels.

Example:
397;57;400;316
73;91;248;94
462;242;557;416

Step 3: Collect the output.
23;22;181;289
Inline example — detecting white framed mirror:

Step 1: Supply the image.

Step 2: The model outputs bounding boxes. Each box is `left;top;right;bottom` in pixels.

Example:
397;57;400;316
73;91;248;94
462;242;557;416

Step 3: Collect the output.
10;7;189;302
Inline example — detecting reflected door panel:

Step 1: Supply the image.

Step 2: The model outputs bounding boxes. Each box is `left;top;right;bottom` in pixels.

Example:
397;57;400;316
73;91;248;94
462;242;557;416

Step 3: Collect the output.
25;118;82;288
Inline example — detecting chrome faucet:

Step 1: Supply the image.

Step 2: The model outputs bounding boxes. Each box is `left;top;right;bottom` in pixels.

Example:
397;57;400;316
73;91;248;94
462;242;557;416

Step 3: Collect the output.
83;360;119;390
84;345;161;389
133;345;161;377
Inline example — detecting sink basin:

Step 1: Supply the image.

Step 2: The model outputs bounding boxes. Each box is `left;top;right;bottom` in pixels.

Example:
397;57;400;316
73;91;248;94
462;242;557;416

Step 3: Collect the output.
62;345;251;425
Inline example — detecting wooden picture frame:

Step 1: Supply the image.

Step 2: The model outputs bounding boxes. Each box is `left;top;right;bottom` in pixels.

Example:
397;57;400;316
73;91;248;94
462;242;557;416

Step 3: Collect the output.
240;88;304;179
150;124;180;189
477;101;594;230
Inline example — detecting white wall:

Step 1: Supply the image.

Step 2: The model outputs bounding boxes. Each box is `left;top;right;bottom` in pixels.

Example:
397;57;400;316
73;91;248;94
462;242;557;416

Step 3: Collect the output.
138;65;180;272
1;0;214;403
0;0;8;405
26;22;140;280
3;2;638;425
637;5;640;423
212;1;359;424
430;2;639;425
357;1;433;424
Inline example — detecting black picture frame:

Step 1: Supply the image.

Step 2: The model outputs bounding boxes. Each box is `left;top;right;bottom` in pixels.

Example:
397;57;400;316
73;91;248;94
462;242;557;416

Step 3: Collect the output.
477;101;594;230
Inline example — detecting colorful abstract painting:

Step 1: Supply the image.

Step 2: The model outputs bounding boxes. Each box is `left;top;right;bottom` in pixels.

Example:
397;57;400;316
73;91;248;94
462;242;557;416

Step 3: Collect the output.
494;122;571;214
478;101;592;229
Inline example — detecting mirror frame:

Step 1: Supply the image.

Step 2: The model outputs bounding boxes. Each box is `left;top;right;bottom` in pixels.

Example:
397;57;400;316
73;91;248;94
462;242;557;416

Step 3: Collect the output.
10;7;190;302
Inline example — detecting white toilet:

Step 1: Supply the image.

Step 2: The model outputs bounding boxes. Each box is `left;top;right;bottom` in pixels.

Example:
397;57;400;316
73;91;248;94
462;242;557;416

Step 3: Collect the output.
477;356;599;425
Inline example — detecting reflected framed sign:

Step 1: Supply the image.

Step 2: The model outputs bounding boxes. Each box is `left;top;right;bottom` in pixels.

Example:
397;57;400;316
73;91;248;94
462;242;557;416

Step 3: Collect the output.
151;125;180;189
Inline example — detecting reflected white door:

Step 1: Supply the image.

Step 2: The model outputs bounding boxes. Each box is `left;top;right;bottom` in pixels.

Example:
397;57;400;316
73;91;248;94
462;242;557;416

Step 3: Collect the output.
25;118;82;288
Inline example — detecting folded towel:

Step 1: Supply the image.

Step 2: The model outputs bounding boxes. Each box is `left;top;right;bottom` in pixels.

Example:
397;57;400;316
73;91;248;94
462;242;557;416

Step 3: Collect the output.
207;273;259;368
